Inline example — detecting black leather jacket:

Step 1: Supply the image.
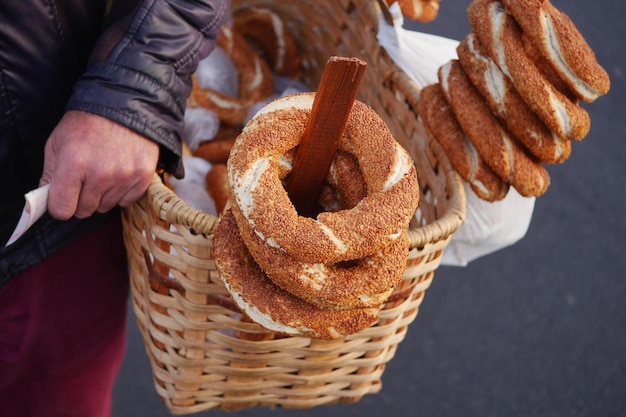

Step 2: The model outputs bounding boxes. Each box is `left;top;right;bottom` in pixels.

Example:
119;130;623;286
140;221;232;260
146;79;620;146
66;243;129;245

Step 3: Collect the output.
0;0;229;285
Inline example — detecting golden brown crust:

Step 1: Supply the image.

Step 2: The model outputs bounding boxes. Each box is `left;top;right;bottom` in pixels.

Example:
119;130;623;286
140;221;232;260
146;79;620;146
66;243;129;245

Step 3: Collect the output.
212;208;380;339
234;201;408;310
191;26;275;127
438;60;511;182
211;92;419;337
205;164;229;214
501;0;610;102
456;33;571;164
227;93;420;264
390;0;441;23
439;60;550;197
467;0;590;140
194;137;236;165
418;84;509;202
519;31;576;101
231;150;408;310
232;6;302;77
321;150;368;211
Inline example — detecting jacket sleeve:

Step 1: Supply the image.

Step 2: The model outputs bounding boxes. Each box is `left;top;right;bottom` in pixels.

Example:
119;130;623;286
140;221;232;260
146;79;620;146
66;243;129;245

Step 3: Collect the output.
66;0;230;177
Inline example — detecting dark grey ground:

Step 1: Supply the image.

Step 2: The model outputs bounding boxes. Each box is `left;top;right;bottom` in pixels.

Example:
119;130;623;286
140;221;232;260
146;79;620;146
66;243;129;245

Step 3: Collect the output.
112;1;626;416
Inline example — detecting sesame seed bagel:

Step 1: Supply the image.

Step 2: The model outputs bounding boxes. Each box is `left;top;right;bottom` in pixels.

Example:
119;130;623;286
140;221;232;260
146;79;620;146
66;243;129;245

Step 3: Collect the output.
191;26;274;127
213;208;380;340
227;92;420;264
467;0;590;140
439;60;550;198
318;150;368;212
230;150;408;310
418;83;509;202
232;6;302;77
456;33;571;164
233;200;409;311
501;0;610;102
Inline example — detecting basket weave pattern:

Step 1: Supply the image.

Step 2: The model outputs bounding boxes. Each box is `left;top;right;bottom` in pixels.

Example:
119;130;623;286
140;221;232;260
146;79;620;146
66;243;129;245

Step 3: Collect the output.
121;0;466;414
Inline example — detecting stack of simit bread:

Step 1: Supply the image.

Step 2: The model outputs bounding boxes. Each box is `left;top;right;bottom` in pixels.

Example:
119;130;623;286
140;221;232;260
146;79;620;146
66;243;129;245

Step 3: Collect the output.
418;0;610;202
212;93;420;340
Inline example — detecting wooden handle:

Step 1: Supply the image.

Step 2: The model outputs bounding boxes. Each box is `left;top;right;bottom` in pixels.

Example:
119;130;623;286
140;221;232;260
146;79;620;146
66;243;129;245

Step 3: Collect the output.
285;56;367;217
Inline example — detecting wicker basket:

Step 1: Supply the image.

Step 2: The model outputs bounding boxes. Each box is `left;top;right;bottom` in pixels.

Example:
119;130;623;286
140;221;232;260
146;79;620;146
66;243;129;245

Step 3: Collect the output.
121;0;466;414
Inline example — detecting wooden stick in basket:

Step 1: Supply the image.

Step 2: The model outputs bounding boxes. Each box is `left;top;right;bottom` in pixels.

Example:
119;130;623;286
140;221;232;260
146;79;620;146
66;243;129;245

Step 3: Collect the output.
285;56;367;218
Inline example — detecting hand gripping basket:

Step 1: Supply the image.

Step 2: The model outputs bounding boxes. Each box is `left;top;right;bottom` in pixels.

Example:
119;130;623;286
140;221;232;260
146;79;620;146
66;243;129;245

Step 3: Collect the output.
121;0;466;414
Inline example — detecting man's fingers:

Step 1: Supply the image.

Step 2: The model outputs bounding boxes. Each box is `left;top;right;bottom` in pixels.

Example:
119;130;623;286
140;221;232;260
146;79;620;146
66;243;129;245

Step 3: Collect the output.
47;180;82;220
74;185;105;219
97;181;136;213
116;185;149;208
95;174;151;213
41;111;160;220
48;170;153;219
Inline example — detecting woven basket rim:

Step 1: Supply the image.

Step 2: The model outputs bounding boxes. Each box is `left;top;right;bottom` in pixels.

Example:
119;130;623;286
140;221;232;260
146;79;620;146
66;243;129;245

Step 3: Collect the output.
147;131;465;251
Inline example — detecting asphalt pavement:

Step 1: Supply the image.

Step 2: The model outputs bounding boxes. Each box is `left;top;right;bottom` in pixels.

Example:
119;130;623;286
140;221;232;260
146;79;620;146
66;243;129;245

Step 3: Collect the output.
112;1;626;416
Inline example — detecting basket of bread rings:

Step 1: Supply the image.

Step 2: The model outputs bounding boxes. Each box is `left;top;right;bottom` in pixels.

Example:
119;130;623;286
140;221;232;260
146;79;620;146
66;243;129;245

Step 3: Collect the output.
121;0;468;414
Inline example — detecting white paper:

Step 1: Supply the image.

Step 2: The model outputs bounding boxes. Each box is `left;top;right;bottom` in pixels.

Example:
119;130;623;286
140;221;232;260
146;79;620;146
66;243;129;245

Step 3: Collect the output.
6;184;50;246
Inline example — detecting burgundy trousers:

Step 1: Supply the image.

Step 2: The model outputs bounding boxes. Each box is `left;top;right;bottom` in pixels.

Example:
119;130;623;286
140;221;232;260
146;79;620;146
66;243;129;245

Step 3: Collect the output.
0;216;129;417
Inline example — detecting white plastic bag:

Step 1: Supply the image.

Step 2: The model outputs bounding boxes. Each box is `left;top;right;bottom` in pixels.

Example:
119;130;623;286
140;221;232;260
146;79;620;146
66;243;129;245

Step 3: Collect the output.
167;156;217;215
440;182;535;266
182;107;220;152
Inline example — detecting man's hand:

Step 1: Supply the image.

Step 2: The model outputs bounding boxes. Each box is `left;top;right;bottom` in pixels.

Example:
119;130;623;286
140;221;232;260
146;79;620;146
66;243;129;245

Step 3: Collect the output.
40;110;160;220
